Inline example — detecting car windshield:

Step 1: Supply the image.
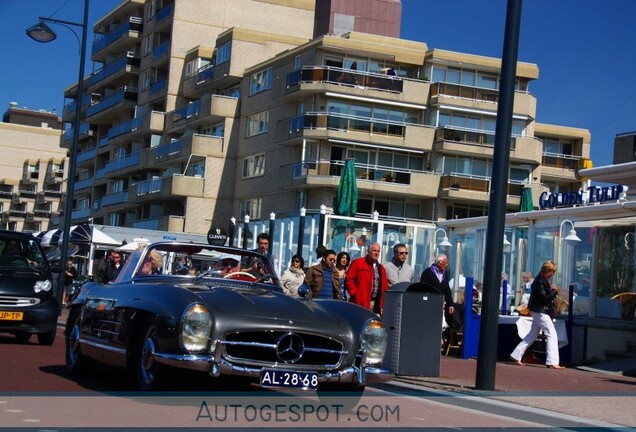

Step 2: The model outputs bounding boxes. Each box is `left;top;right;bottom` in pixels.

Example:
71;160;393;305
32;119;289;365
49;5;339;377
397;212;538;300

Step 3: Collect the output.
0;237;47;270
130;243;278;285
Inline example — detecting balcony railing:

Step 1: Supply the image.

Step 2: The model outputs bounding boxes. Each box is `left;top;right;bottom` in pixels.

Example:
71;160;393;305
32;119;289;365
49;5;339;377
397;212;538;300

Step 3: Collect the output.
289;112;415;138
77;147;97;164
135;177;163;196
542;152;580;170
64;122;92;142
150;79;166;94
107;117;144;140
91;17;143;55
71;207;91;220
430;82;499;104
101;152;141;176
101;190;129;207
153;41;170;59
87;86;138;117
286;66;404;93
436;126;517;150
155;140;182;160
74;178;94;191
440;173;524;197
89;53;140;87
293;159;425;185
156;3;173;22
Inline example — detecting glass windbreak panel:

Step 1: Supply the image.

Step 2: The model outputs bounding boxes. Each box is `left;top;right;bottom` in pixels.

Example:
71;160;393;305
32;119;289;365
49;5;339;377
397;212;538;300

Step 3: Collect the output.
378;151;392;167
466;116;480;130
446;68;461;84
432;68;445;83
595;225;635;320
461;70;475;87
472;159;487;177
382;223;414;267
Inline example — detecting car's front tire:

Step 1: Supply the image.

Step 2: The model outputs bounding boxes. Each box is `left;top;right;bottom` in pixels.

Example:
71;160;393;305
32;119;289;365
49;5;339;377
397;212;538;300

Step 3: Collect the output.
134;316;169;391
38;327;56;346
66;310;92;373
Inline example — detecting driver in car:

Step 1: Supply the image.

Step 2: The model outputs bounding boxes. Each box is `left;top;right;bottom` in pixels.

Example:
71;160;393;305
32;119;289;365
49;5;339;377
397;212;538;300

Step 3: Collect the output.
214;254;255;280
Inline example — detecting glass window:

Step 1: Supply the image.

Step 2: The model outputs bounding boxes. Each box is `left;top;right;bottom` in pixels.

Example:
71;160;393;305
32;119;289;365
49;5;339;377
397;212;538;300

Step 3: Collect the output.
461;70;475;87
432;67;445;83
446;68;461;84
246;111;269;137
242;154;266;178
249;68;273;96
216;42;231;65
476;72;498;89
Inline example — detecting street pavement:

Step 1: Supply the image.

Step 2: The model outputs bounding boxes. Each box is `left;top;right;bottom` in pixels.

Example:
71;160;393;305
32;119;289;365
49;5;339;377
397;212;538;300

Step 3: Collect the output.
391;354;636;428
55;309;636;428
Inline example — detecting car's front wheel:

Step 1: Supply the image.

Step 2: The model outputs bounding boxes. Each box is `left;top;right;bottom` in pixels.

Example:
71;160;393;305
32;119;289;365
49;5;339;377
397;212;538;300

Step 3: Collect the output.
134;317;168;391
38;327;56;346
66;311;92;373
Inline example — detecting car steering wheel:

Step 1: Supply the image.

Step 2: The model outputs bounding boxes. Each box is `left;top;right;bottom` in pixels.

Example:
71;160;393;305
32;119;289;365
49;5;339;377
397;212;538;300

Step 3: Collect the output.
223;271;257;279
10;257;29;267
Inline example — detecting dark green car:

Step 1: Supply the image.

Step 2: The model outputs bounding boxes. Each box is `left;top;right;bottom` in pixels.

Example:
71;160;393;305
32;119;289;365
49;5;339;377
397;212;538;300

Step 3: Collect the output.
0;230;59;345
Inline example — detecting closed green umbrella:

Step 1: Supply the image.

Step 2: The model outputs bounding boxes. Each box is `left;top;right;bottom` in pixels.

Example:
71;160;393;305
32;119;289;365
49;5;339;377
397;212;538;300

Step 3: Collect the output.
519;187;533;212
333;159;358;216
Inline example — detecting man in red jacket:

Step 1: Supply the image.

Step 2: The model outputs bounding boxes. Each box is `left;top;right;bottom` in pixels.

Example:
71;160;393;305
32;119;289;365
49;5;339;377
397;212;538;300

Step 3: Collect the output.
345;242;388;315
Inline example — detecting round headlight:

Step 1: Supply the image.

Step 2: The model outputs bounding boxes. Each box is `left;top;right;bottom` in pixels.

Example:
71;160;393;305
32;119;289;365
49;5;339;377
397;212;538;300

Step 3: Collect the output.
180;304;212;352
33;280;52;293
361;320;387;364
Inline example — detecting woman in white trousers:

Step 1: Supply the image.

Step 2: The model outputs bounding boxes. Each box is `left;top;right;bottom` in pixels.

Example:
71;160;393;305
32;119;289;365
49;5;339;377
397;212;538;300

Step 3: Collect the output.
510;260;564;369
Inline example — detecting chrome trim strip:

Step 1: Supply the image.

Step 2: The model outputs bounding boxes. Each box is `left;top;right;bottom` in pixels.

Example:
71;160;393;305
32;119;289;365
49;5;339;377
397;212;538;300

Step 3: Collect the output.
78;337;126;354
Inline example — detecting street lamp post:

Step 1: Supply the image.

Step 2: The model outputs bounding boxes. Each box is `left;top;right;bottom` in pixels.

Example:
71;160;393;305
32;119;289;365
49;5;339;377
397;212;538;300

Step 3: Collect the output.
27;0;89;307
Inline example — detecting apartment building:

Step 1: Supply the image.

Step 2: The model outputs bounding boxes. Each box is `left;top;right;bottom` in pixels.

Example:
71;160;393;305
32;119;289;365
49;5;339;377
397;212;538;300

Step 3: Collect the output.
0;103;66;232
58;0;590;235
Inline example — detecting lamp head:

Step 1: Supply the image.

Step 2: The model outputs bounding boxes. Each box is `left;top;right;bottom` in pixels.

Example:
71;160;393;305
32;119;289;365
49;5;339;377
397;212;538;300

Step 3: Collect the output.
27;21;57;43
563;229;581;242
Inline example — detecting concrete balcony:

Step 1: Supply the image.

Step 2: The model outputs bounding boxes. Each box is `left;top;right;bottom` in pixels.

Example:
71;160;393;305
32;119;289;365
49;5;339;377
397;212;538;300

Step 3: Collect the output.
144;134;223;169
438;173;526;205
86;87;138;125
429;83;537;119
291;161;440;199
88;53;140;92
131;175;205;203
283;67;430;105
91;17;143;63
165;95;238;134
281;113;435;152
126;215;185;232
539;153;580;182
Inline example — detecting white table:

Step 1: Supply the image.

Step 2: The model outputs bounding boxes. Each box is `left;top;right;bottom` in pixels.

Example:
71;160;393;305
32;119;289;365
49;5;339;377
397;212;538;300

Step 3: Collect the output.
499;315;568;348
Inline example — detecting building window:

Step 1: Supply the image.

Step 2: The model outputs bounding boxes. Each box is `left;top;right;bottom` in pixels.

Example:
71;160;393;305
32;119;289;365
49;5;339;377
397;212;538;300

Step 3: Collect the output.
239;198;262;220
201;122;224;137
142;70;151;90
246;111;269;137
216;41;231;65
78;197;90;210
107;213;120;226
143;35;153;56
249;68;272;96
111;179;124;193
542;138;573;156
294;55;302;70
242;154;265;178
146;0;155;21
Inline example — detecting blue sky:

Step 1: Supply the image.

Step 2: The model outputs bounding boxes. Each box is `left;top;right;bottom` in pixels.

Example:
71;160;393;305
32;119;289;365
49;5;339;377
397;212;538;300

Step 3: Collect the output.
1;0;634;168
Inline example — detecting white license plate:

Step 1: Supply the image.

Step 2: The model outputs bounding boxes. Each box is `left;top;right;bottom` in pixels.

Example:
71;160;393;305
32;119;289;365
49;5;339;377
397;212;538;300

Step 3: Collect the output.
260;369;318;389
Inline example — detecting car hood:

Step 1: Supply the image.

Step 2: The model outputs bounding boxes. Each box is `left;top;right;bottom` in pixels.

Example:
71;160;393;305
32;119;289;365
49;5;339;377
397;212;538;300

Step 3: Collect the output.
0;270;52;297
196;285;344;325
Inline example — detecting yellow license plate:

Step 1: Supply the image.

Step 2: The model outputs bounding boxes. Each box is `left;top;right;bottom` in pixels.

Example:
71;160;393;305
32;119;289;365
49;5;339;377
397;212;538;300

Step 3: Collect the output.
0;311;23;321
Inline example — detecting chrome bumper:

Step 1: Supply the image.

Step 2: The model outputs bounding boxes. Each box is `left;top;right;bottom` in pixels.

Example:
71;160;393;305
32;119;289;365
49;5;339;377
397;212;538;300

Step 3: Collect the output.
153;351;394;386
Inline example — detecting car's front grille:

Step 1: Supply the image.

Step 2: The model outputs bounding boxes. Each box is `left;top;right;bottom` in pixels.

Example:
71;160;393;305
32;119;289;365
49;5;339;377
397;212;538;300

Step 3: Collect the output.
0;296;40;307
223;330;346;368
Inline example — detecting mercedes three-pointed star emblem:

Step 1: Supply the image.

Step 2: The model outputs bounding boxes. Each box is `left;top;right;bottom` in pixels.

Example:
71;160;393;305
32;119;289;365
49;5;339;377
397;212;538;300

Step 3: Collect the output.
275;332;304;363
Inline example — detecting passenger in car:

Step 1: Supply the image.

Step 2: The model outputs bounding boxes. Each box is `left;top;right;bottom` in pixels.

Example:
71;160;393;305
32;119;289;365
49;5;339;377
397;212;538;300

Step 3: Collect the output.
138;250;162;276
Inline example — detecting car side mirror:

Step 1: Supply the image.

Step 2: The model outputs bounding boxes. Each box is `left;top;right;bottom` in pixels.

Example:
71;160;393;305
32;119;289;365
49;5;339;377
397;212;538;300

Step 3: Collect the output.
298;284;309;298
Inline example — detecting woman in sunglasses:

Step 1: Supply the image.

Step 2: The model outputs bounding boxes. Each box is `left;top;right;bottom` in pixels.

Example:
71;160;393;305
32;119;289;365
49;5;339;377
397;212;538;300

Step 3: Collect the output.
280;254;305;296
